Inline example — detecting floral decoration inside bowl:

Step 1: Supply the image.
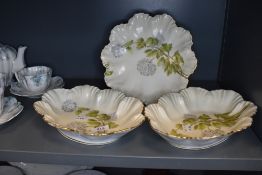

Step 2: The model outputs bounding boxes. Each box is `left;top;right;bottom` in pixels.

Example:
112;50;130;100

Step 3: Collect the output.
145;87;257;140
34;85;145;144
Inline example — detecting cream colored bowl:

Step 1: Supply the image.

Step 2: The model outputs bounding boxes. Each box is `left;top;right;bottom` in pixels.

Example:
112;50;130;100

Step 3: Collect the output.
145;87;257;149
34;85;145;145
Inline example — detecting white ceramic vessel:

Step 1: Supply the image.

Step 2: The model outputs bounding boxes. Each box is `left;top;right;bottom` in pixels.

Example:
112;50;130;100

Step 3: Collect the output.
0;73;6;87
0;87;4;115
0;97;23;125
34;85;145;145
10;76;64;98
0;43;27;86
101;13;197;104
58;129;129;145
145;87;257;150
16;66;52;92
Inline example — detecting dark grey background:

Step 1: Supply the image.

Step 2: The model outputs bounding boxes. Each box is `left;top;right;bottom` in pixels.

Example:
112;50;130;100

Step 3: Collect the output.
220;0;262;141
0;0;226;80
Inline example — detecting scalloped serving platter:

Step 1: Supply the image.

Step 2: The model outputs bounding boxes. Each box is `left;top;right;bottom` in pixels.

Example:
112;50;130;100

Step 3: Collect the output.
145;87;257;149
34;85;145;145
101;13;197;104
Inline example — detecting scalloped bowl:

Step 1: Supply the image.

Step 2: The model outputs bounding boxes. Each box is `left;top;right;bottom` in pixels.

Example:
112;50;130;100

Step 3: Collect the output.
145;87;257;150
101;13;197;104
34;85;145;145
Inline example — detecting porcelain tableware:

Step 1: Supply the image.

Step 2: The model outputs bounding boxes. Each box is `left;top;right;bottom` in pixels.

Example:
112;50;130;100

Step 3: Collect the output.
145;87;257;149
101;13;197;104
10;76;64;98
0;73;6;87
0;96;23;125
0;73;5;115
34;85;145;145
16;66;52;92
0;43;26;86
0;87;4;115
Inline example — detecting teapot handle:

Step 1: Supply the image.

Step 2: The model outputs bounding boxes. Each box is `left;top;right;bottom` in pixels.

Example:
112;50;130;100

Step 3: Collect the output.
13;46;27;83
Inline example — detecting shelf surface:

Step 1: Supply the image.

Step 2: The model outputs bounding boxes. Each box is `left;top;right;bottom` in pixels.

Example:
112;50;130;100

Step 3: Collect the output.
0;79;262;171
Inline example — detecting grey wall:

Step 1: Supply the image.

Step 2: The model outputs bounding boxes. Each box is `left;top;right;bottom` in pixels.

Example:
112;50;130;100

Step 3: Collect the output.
0;0;226;80
220;0;262;140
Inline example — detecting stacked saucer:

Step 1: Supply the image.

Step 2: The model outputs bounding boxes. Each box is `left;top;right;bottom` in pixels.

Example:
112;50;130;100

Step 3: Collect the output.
10;66;64;98
0;73;23;125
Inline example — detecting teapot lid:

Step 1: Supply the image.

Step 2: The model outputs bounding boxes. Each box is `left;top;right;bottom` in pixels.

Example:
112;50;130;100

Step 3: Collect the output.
0;43;17;61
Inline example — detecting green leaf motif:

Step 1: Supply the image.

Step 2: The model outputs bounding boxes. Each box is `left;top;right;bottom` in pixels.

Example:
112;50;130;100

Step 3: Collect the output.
157;57;165;66
104;70;113;77
126;46;132;51
146;37;159;46
104;63;109;68
211;121;223;128
176;124;183;130
161;43;172;53
136;38;146;49
170;129;188;137
108;122;118;129
214;112;231;118
146;49;158;58
73;108;118;130
174;51;184;64
199;114;210;120
183;118;196;125
74;107;89;115
170;129;178;136
124;40;133;47
170;108;249;137
122;37;187;77
198;123;208;130
87;120;101;127
75;109;82;116
79;107;89;111
123;40;133;51
145;49;152;54
86;110;99;117
97;114;111;120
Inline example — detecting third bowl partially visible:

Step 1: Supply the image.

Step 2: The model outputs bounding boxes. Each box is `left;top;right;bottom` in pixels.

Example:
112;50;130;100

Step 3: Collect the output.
145;87;257;150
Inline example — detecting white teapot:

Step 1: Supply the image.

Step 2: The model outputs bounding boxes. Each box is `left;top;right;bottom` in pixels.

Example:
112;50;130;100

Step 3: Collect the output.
0;43;26;86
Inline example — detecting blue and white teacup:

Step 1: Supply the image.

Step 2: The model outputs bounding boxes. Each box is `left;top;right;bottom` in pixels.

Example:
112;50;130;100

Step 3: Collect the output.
16;66;52;92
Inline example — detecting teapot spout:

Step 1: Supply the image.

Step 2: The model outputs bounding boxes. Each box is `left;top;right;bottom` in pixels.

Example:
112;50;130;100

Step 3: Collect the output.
12;46;27;73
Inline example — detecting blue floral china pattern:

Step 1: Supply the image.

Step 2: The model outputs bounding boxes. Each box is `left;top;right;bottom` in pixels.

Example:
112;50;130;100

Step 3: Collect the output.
0;96;23;125
10;76;64;98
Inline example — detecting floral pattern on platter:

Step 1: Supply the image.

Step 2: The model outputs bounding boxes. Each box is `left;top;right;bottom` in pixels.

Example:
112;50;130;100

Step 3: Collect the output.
170;107;248;138
62;100;77;112
137;58;156;76
103;63;113;77
66;107;119;134
111;44;127;58
111;37;186;77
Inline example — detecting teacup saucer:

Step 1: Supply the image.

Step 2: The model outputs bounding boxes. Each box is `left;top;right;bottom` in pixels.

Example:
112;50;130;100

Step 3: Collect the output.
0;96;23;125
10;76;64;98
